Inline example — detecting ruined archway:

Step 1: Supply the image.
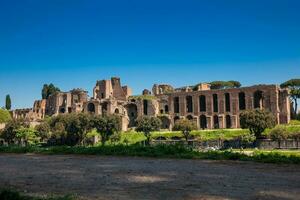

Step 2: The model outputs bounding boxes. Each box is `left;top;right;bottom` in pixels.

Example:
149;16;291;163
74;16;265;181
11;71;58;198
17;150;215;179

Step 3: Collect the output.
254;90;263;109
213;115;219;129
101;102;108;115
226;115;231;128
200;114;207;129
164;105;169;113
87;103;95;113
59;107;65;114
126;103;138;128
186;115;193;121
115;108;119;114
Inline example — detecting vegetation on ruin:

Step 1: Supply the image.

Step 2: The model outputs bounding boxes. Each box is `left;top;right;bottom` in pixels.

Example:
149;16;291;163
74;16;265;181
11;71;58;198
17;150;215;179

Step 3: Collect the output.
280;78;300;118
209;80;241;90
0;108;11;123
0;188;73;200
128;95;157;100
41;83;61;99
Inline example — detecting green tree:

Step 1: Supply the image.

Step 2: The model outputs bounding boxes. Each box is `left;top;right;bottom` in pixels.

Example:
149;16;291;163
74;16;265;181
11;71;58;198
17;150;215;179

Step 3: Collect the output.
173;119;197;142
240;109;276;139
42;83;61;99
228;80;241;88
0;119;29;144
93;115;121;145
15;127;39;145
280;79;300;118
0;108;11;123
35;122;51;142
5;95;11;110
136;116;162;145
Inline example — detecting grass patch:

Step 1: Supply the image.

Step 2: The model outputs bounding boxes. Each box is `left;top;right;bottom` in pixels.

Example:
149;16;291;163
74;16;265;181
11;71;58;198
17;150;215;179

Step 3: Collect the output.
1;144;300;164
0;189;73;200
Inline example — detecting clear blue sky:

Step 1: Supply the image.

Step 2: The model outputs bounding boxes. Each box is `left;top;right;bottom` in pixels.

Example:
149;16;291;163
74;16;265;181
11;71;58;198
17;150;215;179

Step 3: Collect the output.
0;0;299;109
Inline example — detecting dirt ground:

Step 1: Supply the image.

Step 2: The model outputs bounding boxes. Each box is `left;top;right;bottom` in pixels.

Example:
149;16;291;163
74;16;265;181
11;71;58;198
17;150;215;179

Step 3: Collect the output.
0;154;299;200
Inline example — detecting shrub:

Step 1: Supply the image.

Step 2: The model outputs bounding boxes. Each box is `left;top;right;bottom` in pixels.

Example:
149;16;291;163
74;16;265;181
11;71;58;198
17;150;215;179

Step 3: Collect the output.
173;119;197;142
269;126;289;141
0;119;29;144
35;122;50;142
289;120;300;126
15;128;39;145
240;109;276;139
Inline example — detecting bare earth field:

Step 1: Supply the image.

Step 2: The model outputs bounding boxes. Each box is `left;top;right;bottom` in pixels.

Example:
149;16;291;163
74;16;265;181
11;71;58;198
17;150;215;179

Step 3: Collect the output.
0;154;300;200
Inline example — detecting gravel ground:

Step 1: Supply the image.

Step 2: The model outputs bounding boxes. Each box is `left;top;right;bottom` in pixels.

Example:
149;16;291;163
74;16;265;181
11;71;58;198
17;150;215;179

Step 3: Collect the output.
0;154;300;200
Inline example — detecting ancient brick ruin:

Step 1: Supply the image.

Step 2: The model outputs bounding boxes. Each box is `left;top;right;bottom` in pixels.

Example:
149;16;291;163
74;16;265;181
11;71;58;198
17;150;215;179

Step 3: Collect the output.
12;77;291;131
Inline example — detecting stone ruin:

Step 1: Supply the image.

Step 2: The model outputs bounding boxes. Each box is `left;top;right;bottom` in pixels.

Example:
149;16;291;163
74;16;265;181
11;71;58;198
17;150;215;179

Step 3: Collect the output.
12;77;291;131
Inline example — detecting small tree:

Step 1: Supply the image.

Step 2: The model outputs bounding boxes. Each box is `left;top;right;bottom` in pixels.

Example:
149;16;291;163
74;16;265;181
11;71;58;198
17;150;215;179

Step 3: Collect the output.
173;119;197;142
15;127;39;145
35;122;51;142
136;116;161;145
240;109;276;139
269;126;288;141
93;115;121;145
5;95;11;110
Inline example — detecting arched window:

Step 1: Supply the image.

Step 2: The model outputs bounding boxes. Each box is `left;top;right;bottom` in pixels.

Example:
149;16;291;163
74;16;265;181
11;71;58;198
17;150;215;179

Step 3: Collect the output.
213;94;218;112
174;116;180;124
225;93;230;112
87;103;95;113
115;108;119;114
239;92;246;110
200;115;207;129
199;95;206;112
213;115;219;129
186;96;193;113
254;90;263;109
226;115;231;128
186;115;193;121
174;97;180;113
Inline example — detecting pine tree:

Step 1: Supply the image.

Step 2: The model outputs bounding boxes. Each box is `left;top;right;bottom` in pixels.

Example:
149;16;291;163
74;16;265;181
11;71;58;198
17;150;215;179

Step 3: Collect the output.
5;95;11;110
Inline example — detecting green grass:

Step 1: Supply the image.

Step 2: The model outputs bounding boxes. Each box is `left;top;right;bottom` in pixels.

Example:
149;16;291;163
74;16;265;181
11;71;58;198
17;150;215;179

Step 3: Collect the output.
0;189;73;200
1;144;300;164
263;125;300;136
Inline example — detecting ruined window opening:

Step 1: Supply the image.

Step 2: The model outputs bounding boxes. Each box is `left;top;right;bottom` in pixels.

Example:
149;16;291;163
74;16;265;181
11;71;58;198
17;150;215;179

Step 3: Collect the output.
213;115;219;129
200;115;207;129
186;96;193;113
225;93;230;112
115;109;119;114
59;107;65;114
213;94;218;112
143;100;148;115
101;93;104;99
68;107;72;113
254;90;263;109
199;95;206;112
160;109;164;114
87;103;95;113
239;92;246;110
226;115;231;128
164;105;169;113
174;97;180;113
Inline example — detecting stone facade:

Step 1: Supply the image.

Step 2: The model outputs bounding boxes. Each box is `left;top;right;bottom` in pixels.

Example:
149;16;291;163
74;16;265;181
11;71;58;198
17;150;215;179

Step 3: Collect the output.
12;77;291;131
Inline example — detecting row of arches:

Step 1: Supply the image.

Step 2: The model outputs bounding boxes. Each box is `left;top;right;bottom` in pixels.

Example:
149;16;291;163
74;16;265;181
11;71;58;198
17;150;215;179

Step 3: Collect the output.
173;90;264;114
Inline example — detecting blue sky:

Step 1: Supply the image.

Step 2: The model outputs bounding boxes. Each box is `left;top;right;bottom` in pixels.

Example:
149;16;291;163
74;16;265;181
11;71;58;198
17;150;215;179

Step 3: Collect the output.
0;0;299;109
